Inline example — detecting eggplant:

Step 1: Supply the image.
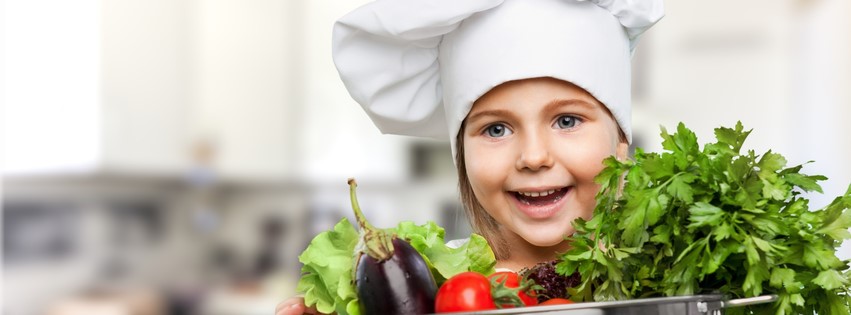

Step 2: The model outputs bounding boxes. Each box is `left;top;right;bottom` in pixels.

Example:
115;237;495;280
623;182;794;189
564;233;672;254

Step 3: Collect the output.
348;179;437;315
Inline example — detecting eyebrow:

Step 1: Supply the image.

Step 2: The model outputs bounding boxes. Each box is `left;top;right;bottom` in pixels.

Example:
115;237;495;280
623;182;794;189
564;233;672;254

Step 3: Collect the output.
465;109;513;124
544;98;597;111
466;98;597;123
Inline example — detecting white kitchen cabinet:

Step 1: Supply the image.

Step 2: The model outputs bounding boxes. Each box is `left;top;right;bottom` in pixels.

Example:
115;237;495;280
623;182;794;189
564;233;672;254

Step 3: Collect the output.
184;0;415;182
295;0;413;183
633;0;796;155
4;0;191;176
4;0;302;181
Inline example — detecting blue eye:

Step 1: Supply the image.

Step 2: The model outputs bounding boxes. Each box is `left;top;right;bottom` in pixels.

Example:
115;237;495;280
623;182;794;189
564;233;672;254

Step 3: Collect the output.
485;124;512;138
555;115;580;129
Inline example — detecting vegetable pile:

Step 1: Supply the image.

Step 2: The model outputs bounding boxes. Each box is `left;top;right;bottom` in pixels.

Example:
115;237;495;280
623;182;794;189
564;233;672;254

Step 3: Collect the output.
296;180;569;314
296;180;497;315
558;122;851;314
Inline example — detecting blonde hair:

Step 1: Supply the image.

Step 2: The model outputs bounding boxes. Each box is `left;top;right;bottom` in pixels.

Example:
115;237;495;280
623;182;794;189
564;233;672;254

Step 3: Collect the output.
455;119;628;261
455;120;511;260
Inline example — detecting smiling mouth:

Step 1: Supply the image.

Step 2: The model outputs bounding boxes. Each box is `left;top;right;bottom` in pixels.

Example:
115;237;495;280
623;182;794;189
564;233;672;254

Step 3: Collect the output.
512;187;569;206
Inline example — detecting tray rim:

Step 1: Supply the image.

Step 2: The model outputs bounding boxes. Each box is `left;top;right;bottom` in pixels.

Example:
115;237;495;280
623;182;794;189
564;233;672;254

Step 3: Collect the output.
436;294;777;315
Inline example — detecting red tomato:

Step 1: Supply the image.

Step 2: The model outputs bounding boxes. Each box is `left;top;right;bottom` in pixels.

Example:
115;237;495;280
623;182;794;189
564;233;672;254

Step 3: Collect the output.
487;271;538;307
540;298;574;305
435;272;496;313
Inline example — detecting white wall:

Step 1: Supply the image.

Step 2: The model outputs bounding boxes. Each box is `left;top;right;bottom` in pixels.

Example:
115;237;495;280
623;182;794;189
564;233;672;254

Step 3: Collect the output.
101;0;191;174
191;0;298;181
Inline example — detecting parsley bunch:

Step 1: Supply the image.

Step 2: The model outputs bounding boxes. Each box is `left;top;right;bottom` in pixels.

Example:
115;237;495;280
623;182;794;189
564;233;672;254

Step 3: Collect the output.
558;122;851;314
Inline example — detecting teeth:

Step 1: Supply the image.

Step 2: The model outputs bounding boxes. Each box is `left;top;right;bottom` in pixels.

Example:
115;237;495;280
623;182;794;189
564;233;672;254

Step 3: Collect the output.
518;188;559;198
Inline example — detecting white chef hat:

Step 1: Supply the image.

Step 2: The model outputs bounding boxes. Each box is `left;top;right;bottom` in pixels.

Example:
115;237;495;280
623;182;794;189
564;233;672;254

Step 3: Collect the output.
332;0;664;156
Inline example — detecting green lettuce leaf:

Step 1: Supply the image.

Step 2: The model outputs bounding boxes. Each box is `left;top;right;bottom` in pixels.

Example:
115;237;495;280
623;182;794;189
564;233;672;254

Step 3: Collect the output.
393;221;497;285
296;218;360;315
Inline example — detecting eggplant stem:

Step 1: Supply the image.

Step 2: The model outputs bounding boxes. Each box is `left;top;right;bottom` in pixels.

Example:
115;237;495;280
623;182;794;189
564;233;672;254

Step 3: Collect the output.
348;178;394;260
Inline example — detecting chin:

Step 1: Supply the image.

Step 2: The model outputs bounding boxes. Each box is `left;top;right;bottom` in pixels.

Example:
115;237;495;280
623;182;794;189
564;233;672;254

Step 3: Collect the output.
520;229;572;248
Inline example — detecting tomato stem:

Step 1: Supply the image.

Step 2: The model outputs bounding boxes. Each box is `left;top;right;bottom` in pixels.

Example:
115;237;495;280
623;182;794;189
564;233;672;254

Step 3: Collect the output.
489;274;531;309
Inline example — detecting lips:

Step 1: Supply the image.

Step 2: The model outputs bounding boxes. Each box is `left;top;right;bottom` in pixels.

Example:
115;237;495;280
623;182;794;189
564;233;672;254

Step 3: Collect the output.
515;188;566;204
509;187;570;219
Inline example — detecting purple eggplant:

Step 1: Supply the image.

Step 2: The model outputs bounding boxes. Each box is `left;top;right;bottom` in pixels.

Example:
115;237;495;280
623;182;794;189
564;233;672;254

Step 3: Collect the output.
348;179;437;315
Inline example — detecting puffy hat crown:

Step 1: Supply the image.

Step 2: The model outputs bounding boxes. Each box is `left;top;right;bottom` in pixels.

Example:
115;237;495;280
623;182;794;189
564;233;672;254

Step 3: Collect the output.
333;0;664;154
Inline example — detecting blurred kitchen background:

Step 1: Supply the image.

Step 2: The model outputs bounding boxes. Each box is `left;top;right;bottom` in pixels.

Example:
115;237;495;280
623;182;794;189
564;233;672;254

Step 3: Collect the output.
2;0;849;314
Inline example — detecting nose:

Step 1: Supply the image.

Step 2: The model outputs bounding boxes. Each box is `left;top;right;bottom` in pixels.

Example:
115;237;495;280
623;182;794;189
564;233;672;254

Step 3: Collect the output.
515;131;554;171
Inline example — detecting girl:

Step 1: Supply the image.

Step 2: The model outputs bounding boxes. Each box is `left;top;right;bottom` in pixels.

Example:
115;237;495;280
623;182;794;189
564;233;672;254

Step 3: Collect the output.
278;0;663;314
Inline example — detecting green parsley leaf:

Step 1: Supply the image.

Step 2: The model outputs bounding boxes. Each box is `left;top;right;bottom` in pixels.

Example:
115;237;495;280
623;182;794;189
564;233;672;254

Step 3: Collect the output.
783;172;826;193
686;202;723;229
813;269;849;291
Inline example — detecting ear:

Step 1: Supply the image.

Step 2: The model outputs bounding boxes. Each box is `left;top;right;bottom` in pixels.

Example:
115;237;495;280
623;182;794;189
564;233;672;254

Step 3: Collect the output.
616;141;629;161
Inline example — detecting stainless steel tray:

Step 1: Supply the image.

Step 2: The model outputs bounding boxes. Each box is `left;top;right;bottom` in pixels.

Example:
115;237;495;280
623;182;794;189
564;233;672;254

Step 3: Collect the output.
442;295;777;315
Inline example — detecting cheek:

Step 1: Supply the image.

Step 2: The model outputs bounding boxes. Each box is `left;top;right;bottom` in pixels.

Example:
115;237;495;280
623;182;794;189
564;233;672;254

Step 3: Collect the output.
464;142;499;192
557;134;620;204
464;140;512;206
564;138;618;181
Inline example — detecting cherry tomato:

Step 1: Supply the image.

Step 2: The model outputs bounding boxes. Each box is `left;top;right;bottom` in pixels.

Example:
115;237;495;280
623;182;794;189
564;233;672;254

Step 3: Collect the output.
487;271;538;307
435;272;496;313
540;298;574;305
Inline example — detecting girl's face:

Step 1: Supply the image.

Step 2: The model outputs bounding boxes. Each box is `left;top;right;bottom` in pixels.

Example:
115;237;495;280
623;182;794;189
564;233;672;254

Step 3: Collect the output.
463;77;628;248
